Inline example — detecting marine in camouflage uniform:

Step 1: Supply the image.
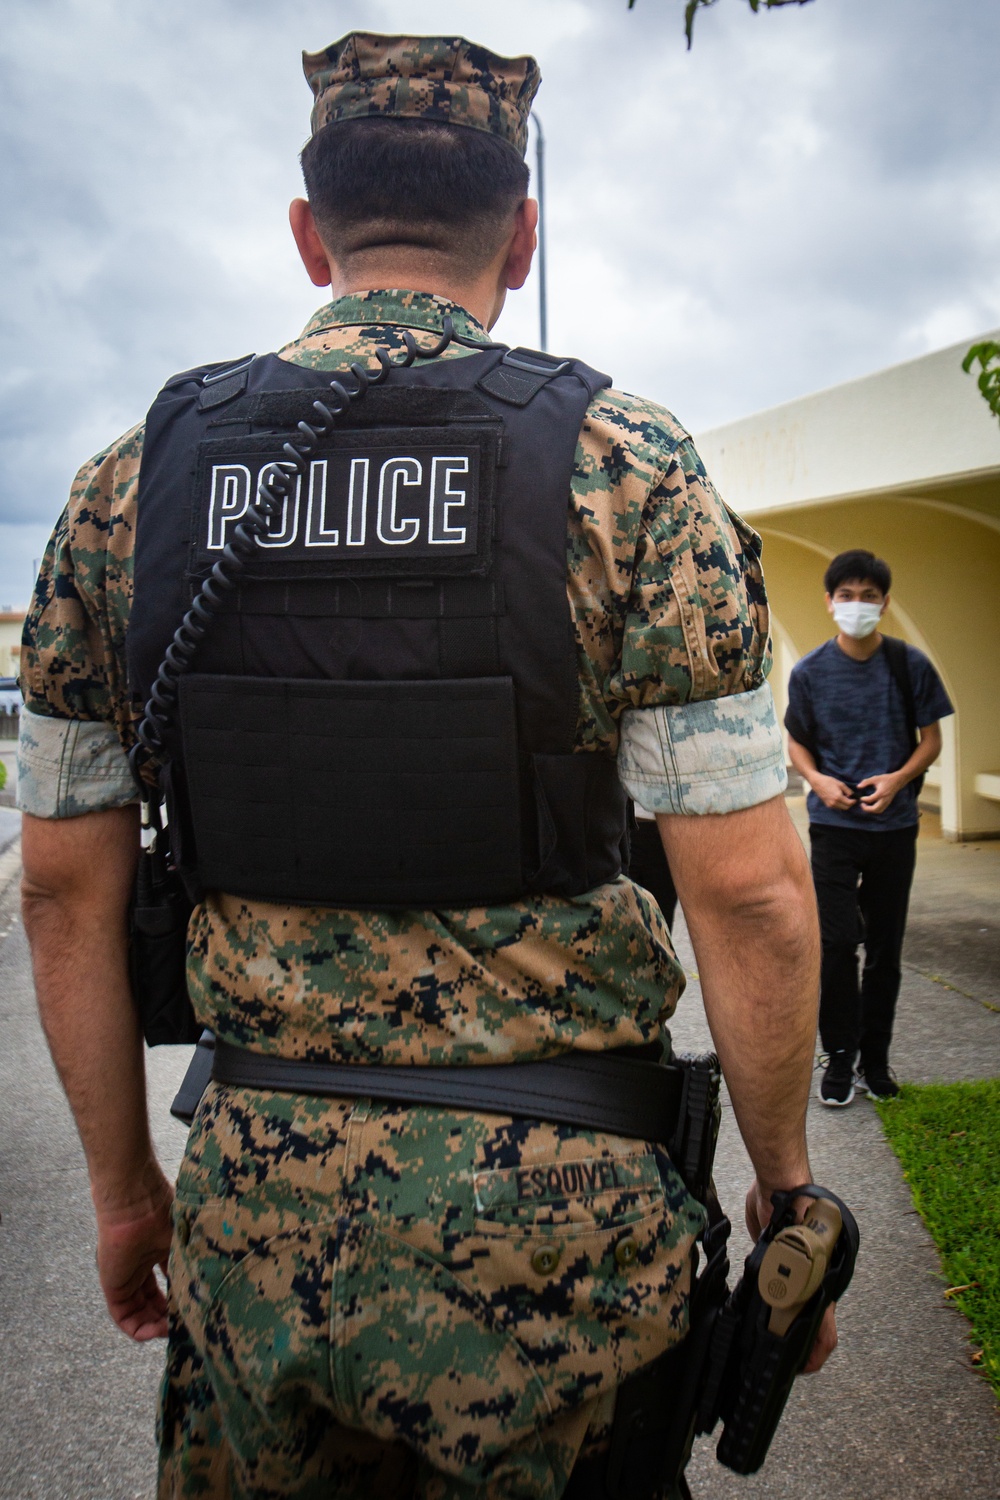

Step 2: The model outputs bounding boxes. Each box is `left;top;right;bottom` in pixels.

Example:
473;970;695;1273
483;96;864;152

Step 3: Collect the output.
19;32;806;1500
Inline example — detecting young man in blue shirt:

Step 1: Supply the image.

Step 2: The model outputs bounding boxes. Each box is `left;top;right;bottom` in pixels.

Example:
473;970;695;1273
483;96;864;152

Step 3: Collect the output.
785;550;954;1106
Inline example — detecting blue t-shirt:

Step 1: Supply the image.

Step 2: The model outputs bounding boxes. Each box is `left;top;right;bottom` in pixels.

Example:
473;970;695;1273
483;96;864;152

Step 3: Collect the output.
786;638;954;831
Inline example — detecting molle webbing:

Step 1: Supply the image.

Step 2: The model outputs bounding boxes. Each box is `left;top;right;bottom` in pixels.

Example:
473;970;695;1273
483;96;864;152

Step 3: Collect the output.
129;344;626;905
179;674;522;906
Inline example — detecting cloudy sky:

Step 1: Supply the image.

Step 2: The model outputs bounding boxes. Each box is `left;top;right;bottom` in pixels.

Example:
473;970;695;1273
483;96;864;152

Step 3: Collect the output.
2;0;999;606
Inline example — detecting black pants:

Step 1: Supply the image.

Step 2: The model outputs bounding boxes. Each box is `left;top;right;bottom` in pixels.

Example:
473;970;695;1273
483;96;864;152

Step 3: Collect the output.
627;813;678;931
810;823;918;1066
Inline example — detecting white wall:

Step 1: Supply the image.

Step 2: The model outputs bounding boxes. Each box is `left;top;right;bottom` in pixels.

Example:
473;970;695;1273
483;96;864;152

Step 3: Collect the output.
696;331;1000;515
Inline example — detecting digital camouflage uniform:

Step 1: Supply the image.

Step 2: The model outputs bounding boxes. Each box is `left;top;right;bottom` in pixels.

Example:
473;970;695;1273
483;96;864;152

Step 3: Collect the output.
18;32;787;1500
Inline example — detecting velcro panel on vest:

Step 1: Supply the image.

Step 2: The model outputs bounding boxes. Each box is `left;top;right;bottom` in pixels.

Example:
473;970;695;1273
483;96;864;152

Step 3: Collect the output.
197;367;252;411
178;673;522;907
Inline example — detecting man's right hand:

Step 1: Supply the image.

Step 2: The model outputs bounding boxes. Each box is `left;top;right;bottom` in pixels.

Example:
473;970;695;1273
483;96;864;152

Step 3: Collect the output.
808;773;856;810
745;1178;839;1374
95;1169;175;1341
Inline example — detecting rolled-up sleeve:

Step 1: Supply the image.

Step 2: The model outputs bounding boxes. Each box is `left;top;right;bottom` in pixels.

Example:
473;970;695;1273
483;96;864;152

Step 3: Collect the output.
618;681;787;815
17;426;142;818
17;708;136;818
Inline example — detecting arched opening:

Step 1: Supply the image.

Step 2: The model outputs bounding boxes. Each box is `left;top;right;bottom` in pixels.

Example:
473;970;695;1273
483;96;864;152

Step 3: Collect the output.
754;499;999;839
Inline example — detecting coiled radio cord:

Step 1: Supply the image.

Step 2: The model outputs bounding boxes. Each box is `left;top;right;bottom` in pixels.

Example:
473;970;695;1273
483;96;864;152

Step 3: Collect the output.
127;316;497;809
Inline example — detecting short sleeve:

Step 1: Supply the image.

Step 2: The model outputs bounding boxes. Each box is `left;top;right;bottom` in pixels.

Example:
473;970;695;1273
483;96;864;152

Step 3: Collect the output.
20;427;141;733
908;648;954;727
18;425;143;815
784;660;815;745
616;438;771;711
610;432;784;816
17;708;137;817
618;682;787;815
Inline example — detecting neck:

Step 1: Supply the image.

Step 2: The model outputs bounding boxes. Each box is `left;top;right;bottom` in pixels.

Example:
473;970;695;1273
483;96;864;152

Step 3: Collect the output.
836;629;883;662
330;260;504;332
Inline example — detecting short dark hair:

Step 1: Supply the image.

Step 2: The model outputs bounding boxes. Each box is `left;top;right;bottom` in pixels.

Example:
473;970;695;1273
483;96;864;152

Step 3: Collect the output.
300;117;530;272
824;549;891;597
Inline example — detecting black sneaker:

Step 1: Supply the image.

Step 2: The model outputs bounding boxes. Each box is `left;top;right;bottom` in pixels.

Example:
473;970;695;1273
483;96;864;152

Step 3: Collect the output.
819;1050;856;1107
857;1063;899;1100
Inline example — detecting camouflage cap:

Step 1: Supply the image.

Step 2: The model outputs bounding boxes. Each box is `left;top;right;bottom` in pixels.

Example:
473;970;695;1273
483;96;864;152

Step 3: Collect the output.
302;33;540;158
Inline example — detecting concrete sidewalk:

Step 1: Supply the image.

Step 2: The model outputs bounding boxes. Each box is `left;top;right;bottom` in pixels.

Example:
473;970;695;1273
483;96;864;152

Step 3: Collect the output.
671;924;1000;1498
674;799;1000;1497
0;810;997;1498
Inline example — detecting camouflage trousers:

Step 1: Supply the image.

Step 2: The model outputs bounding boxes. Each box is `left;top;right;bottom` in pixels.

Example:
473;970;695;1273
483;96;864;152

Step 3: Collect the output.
157;1082;705;1499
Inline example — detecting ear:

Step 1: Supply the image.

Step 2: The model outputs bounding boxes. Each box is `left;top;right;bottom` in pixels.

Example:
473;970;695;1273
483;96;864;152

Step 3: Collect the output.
289;198;333;288
880;593;890;615
824;591;835;615
502;198;539;291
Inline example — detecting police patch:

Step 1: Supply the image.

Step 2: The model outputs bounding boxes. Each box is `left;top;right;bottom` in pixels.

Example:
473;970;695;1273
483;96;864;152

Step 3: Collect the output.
189;425;497;579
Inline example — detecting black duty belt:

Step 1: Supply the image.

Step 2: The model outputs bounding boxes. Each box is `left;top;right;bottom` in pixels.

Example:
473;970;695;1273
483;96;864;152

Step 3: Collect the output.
211;1039;686;1144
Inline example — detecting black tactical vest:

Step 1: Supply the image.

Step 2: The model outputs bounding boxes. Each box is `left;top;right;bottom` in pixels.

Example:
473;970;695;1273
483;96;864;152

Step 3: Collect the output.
127;344;629;909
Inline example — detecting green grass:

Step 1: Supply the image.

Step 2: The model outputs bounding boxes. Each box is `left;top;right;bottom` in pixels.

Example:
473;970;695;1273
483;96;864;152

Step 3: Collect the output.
877;1079;1000;1399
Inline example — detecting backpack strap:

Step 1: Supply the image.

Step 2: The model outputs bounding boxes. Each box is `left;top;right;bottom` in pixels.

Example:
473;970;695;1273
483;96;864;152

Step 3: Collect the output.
783;703;816;760
881;635;925;794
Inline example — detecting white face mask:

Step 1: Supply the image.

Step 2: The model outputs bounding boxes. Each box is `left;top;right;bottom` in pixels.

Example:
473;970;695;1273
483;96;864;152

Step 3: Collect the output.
832;600;883;639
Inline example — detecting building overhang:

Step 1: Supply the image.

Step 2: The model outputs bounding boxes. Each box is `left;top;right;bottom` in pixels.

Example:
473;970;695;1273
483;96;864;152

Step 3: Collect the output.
693;331;1000;521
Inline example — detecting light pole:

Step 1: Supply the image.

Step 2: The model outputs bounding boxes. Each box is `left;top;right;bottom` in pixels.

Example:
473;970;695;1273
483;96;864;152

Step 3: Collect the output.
532;111;548;352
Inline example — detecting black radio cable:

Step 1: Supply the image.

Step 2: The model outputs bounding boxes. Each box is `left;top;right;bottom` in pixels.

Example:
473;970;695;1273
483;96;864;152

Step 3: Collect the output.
127;317;501;814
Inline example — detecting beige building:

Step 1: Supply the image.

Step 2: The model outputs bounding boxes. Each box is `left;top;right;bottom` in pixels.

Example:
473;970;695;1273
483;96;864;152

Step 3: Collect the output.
0;609;25;744
695;332;1000;841
0;610;25;680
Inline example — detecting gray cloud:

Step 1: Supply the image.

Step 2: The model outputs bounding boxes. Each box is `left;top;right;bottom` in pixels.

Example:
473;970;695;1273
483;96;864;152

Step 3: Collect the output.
2;0;999;602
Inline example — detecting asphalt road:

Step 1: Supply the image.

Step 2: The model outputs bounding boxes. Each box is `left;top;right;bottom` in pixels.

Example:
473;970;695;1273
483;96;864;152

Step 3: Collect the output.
0;813;997;1499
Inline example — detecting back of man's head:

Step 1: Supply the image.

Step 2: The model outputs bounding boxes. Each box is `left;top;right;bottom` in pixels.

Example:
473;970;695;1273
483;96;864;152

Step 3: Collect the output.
301;118;530;276
299;33;538;277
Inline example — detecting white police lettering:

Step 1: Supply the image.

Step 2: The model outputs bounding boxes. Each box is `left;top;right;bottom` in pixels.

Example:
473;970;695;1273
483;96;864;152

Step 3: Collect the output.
207;465;251;549
377;458;422;545
257;463;301;549
204;448;477;557
304;459;337;548
346;458;369;546
429;456;469;545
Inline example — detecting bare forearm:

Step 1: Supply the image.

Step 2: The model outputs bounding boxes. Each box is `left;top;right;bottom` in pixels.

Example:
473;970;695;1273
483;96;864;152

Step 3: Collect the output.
21;808;159;1211
685;891;818;1195
24;895;156;1203
659;798;820;1197
787;735;819;787
897;723;942;784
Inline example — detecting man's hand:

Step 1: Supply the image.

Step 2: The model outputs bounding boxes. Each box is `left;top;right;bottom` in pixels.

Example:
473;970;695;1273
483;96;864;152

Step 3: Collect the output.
809;772;857;811
858;723;942;815
96;1169;175;1340
21;807;175;1342
857;770;905;814
745;1178;839;1374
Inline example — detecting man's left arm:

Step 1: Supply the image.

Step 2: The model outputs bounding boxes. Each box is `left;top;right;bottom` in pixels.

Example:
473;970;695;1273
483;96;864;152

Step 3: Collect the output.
21;806;173;1341
858;720;941;815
